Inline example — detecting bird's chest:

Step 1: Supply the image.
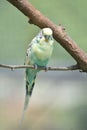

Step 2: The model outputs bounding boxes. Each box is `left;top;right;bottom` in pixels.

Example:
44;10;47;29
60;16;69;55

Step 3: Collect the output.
32;44;53;60
31;44;53;66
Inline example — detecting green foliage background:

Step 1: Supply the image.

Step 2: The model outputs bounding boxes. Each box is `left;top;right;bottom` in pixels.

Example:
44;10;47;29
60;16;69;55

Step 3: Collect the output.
0;1;87;130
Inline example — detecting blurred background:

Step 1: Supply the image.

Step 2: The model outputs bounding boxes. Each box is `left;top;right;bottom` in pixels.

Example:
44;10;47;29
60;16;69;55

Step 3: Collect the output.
0;0;87;130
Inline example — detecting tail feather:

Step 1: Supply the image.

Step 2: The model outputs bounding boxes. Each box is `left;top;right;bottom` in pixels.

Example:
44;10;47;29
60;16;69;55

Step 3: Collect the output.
19;74;36;127
24;78;35;111
19;94;30;128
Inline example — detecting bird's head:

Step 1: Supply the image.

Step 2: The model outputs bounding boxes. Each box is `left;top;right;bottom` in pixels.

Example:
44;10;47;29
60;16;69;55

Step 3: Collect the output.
42;28;53;42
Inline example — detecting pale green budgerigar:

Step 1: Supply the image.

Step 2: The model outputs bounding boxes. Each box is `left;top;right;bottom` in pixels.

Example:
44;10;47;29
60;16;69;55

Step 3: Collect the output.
20;28;54;124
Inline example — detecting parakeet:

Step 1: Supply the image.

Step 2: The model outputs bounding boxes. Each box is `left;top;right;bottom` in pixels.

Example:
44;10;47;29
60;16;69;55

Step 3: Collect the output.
20;28;54;124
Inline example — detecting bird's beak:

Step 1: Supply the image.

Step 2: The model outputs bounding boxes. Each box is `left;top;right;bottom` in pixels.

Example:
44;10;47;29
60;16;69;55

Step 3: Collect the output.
44;35;50;42
45;38;49;42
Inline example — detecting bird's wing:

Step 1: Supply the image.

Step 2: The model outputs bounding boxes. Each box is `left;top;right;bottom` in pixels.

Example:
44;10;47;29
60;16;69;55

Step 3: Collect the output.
19;38;38;127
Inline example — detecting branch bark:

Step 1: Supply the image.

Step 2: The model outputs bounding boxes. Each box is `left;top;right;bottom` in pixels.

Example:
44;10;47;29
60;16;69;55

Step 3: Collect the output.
6;0;87;72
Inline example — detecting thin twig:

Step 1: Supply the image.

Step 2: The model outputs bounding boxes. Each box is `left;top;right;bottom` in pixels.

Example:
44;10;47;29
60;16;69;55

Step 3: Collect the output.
0;64;79;71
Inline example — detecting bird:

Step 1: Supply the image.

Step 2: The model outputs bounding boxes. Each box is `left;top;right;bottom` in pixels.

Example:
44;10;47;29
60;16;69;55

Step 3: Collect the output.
20;28;54;125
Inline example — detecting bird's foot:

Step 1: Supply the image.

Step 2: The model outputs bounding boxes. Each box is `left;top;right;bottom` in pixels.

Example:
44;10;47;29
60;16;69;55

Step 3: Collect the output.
44;66;48;72
34;65;48;72
34;64;38;70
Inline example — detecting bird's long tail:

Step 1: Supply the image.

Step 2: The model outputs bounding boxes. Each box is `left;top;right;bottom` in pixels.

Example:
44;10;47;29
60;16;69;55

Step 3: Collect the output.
19;95;30;127
19;73;36;128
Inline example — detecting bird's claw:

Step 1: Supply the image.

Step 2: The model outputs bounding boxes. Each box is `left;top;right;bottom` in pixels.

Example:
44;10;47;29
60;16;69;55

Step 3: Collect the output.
34;64;38;70
34;65;48;71
44;66;48;72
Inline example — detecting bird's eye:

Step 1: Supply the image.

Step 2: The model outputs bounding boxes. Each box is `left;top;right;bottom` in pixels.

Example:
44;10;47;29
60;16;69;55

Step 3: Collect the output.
39;36;42;39
44;35;47;38
44;35;50;39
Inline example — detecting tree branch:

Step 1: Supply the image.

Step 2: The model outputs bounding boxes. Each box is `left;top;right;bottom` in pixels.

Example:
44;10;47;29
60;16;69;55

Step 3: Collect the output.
0;64;79;71
6;0;87;72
